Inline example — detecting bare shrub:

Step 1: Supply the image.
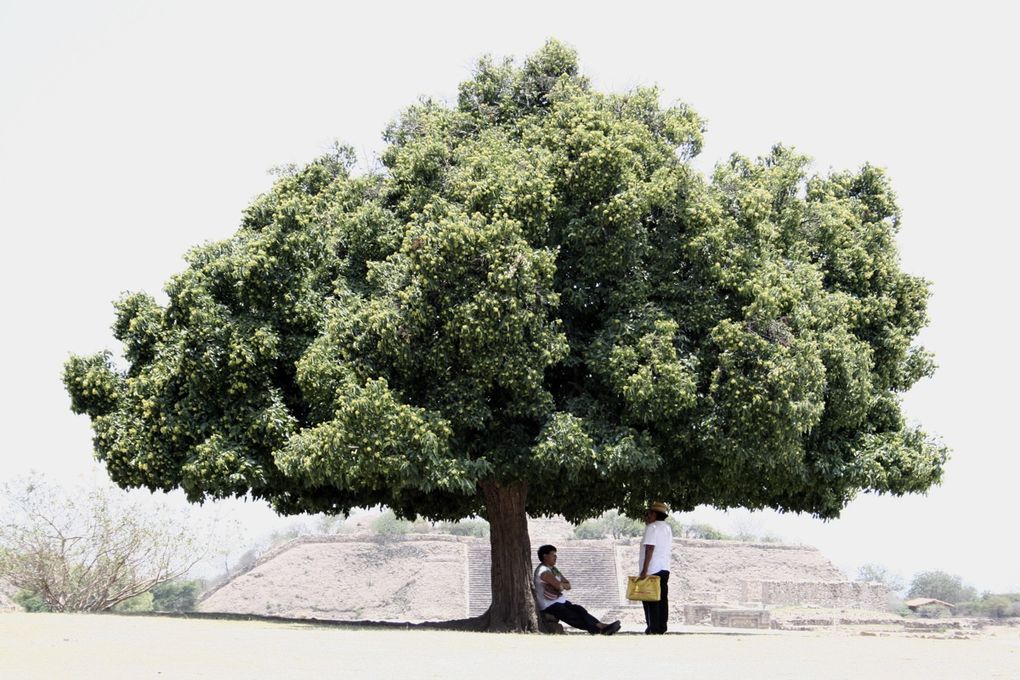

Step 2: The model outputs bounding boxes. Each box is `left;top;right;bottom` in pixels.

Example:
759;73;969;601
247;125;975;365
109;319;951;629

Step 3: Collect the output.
0;475;213;611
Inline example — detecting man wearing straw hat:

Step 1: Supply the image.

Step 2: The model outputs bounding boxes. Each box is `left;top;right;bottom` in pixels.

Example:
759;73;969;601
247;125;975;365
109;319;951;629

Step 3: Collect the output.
638;501;673;634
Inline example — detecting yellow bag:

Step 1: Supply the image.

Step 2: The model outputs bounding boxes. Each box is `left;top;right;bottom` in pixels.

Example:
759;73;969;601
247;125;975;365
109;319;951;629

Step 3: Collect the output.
626;575;661;602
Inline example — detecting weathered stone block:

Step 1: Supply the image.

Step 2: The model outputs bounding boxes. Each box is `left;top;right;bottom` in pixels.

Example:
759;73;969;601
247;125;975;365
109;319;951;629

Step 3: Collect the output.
710;608;770;629
684;604;719;624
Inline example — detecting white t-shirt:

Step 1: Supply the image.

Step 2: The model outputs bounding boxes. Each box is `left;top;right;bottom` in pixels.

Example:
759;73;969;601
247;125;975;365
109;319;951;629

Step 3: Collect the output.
534;564;567;611
639;520;673;574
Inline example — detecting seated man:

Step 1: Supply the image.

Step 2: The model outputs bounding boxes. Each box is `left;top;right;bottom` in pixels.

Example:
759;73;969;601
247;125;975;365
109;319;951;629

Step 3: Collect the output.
534;544;621;635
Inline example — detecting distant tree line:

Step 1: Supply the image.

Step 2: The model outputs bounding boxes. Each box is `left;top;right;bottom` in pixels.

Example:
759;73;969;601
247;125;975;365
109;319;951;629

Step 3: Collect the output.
857;563;1019;619
309;507;757;542
572;510;780;542
11;578;204;614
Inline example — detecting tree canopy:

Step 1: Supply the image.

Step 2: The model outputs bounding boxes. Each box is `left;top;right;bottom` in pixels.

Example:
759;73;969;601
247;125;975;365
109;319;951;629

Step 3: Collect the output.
65;40;946;630
908;570;977;605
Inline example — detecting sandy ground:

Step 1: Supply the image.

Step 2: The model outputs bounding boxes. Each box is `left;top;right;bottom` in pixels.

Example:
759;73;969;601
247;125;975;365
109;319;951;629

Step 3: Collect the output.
1;613;1017;680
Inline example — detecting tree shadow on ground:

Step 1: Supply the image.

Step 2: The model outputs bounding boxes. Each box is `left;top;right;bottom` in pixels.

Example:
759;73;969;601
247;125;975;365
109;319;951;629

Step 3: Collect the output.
121;610;493;632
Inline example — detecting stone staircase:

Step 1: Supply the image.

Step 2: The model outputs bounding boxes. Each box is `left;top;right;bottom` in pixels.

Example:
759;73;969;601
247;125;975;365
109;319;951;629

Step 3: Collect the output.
467;544;491;616
468;543;621;616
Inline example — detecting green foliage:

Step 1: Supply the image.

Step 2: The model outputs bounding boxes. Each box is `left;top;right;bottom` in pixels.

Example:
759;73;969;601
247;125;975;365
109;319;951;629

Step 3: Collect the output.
571;522;605;540
857;563;906;593
370;510;413;536
319;510;489;536
957;593;1020;618
914;604;951;619
151;579;202;612
907;570;977;604
113;591;154;612
14;589;49;612
675;522;731;540
573;510;644;539
65;40;944;529
970;595;1013;618
435;518;490;537
572;512;737;541
315;514;351;535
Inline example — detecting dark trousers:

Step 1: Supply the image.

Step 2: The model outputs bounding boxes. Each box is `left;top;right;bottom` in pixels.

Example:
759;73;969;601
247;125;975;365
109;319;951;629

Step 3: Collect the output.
544;601;601;634
642;570;669;634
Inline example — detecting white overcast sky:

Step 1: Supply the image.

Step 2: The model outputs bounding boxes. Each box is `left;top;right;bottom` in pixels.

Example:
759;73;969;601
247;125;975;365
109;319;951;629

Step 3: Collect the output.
2;1;1017;592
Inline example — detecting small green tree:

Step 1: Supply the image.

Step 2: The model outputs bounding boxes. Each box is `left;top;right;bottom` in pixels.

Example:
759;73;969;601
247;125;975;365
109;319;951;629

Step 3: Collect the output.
151;579;203;612
370;510;413;536
13;589;49;612
907;570;976;604
64;40;946;631
973;595;1012;618
113;591;154;612
436;518;490;537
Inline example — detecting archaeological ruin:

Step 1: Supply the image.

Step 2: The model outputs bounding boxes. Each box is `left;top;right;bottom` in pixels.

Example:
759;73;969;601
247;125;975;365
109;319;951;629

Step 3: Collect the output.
198;517;889;629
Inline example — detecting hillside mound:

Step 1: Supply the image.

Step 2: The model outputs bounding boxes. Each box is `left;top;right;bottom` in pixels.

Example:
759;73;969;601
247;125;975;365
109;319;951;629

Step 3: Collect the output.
199;522;886;622
200;535;470;621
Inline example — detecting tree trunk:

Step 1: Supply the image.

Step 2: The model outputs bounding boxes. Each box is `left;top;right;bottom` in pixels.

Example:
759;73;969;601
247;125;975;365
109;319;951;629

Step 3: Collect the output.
480;479;538;633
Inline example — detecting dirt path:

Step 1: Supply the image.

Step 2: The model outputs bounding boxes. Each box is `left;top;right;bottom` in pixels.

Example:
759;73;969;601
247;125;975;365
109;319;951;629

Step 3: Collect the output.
1;613;1017;679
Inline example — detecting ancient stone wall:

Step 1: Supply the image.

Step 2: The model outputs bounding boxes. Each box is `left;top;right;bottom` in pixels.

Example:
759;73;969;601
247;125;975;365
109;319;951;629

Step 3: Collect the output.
197;528;889;623
615;538;853;606
199;534;473;622
745;580;889;610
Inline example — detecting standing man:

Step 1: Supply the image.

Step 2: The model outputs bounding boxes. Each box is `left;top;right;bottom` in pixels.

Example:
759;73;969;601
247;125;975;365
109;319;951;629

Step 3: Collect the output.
638;501;673;634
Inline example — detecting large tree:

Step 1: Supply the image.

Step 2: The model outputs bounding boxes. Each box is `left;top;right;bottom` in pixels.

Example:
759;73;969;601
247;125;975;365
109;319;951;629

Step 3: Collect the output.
65;41;945;631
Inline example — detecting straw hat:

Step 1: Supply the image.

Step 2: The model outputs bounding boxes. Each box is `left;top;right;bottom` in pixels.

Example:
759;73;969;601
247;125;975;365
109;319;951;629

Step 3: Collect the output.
646;501;669;516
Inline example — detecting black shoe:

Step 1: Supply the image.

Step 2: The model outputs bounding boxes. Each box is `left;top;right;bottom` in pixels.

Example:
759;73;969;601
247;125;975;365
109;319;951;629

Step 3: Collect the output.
601;620;621;636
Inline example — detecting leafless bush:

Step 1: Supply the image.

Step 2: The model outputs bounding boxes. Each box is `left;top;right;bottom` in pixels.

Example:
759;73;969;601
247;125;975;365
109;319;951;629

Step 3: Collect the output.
0;475;212;611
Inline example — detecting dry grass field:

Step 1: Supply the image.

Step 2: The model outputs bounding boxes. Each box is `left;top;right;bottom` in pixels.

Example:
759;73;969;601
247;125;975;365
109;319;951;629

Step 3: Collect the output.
1;613;1017;680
